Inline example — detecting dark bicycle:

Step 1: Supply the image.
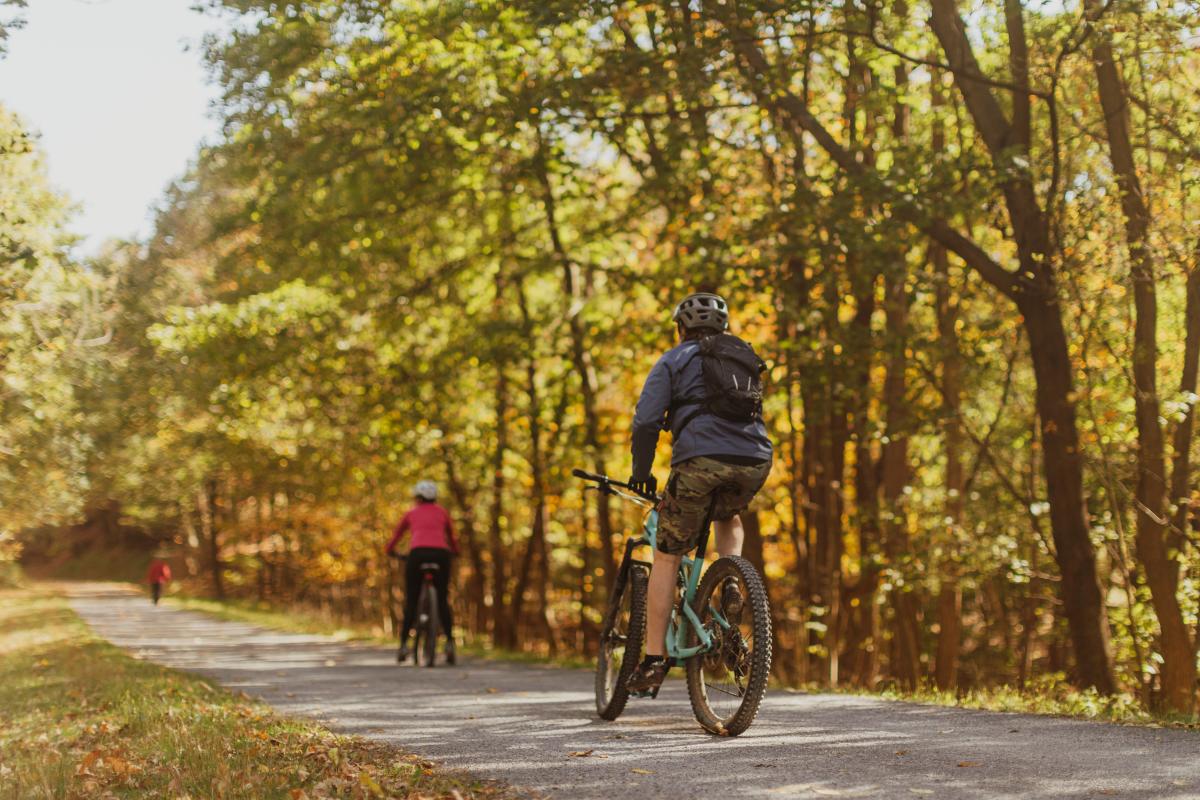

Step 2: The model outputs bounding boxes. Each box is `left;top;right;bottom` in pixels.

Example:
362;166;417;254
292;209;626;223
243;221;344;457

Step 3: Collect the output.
575;468;772;736
396;554;443;667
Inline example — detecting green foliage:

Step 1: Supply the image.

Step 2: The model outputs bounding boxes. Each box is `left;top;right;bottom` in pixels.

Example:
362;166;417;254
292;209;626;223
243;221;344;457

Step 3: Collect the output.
0;105;104;532
6;0;1200;711
0;0;25;56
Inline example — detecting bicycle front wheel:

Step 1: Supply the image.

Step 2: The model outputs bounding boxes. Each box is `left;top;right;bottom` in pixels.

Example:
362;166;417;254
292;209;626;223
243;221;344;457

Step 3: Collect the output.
686;555;772;736
595;564;648;720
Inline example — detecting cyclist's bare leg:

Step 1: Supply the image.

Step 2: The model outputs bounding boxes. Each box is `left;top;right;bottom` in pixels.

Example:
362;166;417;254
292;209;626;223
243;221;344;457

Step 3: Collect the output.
714;514;747;621
645;552;683;657
646;514;743;656
714;514;744;558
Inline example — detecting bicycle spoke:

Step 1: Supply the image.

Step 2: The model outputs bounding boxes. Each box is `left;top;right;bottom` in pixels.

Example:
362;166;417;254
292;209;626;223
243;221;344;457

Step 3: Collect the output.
704;681;746;699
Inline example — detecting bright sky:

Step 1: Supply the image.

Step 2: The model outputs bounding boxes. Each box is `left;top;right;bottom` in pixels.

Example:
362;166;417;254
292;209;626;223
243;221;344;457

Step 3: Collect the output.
0;0;223;254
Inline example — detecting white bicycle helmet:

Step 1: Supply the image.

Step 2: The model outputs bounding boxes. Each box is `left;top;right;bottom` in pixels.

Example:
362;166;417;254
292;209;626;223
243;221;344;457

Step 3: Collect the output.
672;292;729;332
414;480;438;501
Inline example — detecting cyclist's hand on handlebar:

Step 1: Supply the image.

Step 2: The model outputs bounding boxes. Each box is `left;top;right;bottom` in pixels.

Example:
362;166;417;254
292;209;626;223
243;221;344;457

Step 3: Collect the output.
627;475;658;499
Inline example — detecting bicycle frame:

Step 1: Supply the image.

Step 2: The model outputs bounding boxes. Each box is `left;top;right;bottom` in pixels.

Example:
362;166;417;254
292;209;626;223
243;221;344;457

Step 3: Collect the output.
633;506;730;662
575;468;730;665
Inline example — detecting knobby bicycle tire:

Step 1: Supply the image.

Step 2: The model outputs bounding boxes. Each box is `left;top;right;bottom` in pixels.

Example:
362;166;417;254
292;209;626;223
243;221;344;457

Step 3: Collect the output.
595;564;648;720
685;555;772;736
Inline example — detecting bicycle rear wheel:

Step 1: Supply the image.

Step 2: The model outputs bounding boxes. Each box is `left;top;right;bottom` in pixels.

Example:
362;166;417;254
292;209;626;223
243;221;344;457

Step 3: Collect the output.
685;555;772;736
421;585;440;667
595;564;648;720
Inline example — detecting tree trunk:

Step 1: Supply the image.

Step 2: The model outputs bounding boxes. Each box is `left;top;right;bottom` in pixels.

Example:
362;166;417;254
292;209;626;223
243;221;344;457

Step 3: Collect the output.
931;68;964;689
255;495;267;602
202;479;224;599
1019;298;1114;692
927;0;1119;693
843;273;881;688
882;266;921;689
489;346;511;647
1087;4;1194;711
508;280;549;651
1169;264;1200;572
722;7;1116;691
444;453;489;637
881;9;921;689
934;241;964;691
531;127;616;603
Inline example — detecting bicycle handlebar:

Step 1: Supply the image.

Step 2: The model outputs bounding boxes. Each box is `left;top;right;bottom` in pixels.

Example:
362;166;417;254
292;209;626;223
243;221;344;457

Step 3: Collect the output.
572;467;659;503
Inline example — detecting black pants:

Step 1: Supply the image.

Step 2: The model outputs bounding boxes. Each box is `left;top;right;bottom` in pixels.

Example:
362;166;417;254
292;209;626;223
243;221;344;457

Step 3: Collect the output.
150;582;162;605
402;548;453;644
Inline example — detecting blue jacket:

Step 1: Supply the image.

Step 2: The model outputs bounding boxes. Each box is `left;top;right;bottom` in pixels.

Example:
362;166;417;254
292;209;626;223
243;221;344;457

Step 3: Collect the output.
631;338;773;479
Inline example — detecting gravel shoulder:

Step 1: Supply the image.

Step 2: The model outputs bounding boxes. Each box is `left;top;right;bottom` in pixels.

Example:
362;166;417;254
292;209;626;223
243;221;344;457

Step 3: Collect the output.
66;583;1200;800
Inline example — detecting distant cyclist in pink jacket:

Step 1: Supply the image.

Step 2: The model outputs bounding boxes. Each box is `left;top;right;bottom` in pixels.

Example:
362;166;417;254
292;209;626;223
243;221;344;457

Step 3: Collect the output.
386;480;460;663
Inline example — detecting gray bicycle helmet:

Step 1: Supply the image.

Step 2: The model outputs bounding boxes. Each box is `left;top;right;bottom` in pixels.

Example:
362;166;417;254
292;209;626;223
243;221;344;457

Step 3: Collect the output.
414;480;438;501
672;292;729;332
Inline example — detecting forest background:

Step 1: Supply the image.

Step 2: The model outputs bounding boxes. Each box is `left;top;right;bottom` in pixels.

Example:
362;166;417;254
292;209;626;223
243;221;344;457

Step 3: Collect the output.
5;0;1200;715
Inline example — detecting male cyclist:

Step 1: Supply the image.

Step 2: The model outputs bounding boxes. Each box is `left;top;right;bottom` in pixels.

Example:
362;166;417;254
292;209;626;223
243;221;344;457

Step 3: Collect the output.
625;292;773;694
386;480;460;664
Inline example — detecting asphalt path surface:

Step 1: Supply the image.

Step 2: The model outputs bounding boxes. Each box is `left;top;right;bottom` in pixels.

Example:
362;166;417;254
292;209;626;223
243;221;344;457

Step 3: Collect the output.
66;584;1200;799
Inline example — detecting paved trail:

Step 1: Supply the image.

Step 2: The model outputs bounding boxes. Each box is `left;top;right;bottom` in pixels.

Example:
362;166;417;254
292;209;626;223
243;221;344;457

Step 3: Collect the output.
67;584;1199;799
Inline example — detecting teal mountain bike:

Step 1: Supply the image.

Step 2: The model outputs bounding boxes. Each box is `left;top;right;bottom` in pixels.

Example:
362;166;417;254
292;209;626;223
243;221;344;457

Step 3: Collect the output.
574;468;773;736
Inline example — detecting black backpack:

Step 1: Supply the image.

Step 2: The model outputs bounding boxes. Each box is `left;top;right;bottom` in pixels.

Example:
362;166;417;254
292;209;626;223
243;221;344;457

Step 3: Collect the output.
670;333;767;432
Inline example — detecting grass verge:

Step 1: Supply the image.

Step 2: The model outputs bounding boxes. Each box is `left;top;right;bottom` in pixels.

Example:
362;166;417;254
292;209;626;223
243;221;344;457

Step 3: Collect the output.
0;585;514;799
779;679;1200;730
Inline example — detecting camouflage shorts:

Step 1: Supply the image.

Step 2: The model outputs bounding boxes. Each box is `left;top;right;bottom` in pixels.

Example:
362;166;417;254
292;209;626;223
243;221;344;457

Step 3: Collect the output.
656;456;772;555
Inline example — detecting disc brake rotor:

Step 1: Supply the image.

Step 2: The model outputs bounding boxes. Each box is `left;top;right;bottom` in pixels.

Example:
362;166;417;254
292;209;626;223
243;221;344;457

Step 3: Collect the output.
702;619;725;670
722;627;750;682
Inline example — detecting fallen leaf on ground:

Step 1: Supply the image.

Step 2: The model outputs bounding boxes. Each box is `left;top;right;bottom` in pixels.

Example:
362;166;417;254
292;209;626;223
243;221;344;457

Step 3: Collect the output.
895;750;908;756
957;761;980;768
76;749;102;775
569;750;594;758
631;768;654;775
359;771;385;797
